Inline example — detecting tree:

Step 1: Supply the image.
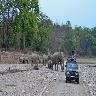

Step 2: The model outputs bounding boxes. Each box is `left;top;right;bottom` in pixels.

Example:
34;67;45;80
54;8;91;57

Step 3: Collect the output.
12;0;40;50
63;21;75;54
33;12;52;51
0;0;17;50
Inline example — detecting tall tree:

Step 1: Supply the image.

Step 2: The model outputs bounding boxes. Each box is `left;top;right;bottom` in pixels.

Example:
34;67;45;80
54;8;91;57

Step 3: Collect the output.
63;21;75;54
33;12;52;51
13;0;39;50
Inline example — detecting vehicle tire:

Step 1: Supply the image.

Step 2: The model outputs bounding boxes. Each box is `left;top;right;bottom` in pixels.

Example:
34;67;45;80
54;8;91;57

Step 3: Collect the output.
48;63;51;69
66;77;69;83
76;78;79;84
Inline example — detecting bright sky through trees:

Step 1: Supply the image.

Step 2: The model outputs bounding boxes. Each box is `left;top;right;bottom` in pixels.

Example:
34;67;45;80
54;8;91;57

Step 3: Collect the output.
39;0;96;28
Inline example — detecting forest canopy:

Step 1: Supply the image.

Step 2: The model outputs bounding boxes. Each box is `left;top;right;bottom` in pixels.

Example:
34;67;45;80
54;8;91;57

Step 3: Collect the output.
0;0;52;51
0;0;96;56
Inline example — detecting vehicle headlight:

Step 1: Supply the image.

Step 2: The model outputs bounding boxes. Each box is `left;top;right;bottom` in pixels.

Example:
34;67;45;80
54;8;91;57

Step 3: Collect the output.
67;72;70;75
75;72;79;75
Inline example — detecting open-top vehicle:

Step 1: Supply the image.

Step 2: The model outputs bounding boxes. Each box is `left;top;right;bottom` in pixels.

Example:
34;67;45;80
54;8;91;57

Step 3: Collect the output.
65;58;79;84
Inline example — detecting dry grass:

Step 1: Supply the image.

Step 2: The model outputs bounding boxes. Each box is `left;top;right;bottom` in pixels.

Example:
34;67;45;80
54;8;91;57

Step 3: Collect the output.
77;57;96;64
64;57;96;64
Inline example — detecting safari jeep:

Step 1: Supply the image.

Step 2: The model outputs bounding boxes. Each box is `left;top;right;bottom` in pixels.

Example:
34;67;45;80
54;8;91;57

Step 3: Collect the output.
65;59;79;84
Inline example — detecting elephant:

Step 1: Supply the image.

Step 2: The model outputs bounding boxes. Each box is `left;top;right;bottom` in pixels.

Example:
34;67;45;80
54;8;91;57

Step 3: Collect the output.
19;55;29;64
29;53;41;68
42;54;48;66
50;52;64;71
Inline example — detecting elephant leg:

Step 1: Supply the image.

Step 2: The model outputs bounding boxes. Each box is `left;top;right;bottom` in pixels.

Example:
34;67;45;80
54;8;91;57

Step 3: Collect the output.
52;64;53;70
44;60;46;66
27;60;29;64
23;60;25;64
31;60;34;66
48;62;51;69
43;60;44;65
48;62;50;68
60;63;63;70
62;63;64;70
26;60;28;64
51;64;53;70
57;63;58;71
61;63;64;71
37;63;38;67
55;64;56;71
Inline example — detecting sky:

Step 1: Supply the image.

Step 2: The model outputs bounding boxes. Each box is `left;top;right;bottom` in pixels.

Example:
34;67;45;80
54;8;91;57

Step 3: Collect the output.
39;0;96;28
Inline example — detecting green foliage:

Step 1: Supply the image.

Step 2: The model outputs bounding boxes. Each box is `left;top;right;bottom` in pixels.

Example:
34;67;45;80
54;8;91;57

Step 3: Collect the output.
63;21;75;54
1;0;96;55
0;0;52;51
48;21;96;56
33;12;52;51
12;0;40;49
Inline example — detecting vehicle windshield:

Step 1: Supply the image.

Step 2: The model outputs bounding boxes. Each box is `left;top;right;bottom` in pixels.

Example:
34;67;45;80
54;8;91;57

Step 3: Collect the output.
66;63;78;71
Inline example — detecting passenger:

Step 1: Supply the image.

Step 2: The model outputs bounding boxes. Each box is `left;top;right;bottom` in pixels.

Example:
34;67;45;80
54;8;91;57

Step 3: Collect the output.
67;57;77;64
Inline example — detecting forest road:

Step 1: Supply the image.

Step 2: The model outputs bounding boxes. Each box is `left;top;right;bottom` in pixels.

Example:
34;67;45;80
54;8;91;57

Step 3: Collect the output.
54;69;89;96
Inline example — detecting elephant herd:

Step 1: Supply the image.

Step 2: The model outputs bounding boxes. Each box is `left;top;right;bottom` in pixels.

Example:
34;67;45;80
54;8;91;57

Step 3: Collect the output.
47;52;64;71
19;52;65;71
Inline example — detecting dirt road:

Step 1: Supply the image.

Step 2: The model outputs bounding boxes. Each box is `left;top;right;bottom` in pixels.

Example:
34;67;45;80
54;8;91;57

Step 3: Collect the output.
54;69;89;96
0;64;95;96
